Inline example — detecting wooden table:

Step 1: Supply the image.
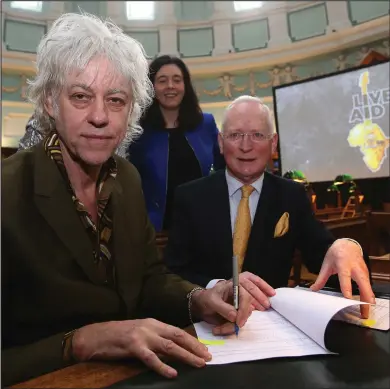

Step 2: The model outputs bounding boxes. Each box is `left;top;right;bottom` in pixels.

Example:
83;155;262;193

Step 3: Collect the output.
12;361;147;388
12;327;197;389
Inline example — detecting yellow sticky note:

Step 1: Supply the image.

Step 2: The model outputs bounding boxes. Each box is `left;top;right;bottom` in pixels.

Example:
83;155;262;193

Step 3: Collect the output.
199;338;225;346
361;319;376;327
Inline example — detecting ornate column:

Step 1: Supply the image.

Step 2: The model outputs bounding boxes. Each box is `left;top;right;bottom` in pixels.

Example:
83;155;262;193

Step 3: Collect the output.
326;1;352;33
158;1;180;56
212;1;234;56
1;10;6;52
267;3;291;48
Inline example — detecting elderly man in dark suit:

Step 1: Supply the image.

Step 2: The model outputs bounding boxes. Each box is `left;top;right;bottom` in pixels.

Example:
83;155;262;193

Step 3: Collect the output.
2;14;253;387
164;95;375;316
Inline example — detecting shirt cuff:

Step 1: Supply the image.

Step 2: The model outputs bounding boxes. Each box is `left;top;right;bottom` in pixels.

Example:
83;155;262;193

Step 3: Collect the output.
206;279;225;289
337;238;364;256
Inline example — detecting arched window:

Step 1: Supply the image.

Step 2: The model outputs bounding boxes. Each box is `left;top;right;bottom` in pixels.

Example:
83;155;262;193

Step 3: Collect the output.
233;1;263;12
126;1;155;20
10;1;43;12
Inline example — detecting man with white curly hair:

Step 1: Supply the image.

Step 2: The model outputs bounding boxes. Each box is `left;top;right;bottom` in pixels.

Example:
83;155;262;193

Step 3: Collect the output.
2;13;253;386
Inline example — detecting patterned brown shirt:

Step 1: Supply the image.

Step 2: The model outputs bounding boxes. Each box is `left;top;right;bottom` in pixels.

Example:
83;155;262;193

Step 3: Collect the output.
44;132;117;286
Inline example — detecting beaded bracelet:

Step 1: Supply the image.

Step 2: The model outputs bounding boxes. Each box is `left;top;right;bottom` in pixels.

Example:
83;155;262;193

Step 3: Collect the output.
62;329;77;362
187;287;205;324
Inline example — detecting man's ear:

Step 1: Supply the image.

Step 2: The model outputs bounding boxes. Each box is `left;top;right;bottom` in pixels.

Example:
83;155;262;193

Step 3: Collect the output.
44;95;55;118
218;132;224;155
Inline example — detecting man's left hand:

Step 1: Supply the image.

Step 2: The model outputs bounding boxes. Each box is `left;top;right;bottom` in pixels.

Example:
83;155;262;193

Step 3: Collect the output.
191;280;254;336
310;239;375;319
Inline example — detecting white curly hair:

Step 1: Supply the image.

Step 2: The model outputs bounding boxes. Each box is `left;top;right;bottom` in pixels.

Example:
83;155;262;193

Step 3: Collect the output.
27;12;154;152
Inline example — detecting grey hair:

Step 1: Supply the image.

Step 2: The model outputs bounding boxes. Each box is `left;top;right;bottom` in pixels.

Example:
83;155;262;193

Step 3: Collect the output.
221;95;275;134
27;12;154;150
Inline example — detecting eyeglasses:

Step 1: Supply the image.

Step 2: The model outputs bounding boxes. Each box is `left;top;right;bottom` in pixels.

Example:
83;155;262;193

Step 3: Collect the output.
223;132;274;143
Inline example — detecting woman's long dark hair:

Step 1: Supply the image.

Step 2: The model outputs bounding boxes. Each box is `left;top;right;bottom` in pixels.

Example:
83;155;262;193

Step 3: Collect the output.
140;55;203;131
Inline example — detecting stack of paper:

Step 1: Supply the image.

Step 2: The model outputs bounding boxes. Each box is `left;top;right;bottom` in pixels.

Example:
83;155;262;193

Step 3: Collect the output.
194;287;372;365
300;287;390;331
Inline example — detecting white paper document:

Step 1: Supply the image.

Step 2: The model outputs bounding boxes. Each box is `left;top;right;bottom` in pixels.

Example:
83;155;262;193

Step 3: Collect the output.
300;287;390;331
194;287;368;365
194;310;332;365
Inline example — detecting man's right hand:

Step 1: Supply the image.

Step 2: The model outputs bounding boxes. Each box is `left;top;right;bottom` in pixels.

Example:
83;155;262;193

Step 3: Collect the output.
72;319;212;378
238;272;276;311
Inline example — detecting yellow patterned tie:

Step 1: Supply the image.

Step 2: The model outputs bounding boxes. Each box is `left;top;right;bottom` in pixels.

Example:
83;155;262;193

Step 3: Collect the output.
233;185;255;272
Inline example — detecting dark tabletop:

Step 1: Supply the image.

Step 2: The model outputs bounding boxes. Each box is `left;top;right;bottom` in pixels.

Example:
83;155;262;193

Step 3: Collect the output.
109;308;390;389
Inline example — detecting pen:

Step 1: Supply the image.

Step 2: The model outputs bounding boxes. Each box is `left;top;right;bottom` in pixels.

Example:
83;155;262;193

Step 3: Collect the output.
232;255;239;337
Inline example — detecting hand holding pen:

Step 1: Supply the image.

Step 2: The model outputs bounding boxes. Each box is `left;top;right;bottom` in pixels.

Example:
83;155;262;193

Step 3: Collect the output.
200;278;253;337
188;256;254;336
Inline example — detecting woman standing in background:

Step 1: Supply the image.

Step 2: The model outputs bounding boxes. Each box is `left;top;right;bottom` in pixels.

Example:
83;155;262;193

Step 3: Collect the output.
128;55;224;232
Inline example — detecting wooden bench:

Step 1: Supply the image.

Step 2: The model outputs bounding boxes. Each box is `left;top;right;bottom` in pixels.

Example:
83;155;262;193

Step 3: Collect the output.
315;207;344;220
366;212;390;282
291;216;369;285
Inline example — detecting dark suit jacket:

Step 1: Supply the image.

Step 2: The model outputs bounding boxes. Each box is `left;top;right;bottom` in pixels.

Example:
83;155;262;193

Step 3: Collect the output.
164;170;336;288
2;144;196;386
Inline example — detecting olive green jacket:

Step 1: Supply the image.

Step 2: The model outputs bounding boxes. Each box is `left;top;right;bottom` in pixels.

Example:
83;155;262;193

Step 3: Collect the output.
2;143;195;386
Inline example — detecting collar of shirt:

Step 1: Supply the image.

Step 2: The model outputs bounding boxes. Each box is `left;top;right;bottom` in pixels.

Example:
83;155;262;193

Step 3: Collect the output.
225;169;264;198
43;131;117;192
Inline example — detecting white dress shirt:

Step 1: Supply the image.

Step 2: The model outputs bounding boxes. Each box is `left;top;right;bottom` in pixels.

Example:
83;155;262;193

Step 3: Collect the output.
226;170;264;235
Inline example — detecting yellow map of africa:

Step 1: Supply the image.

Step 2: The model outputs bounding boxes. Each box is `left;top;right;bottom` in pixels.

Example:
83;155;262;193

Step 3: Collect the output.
347;119;390;172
